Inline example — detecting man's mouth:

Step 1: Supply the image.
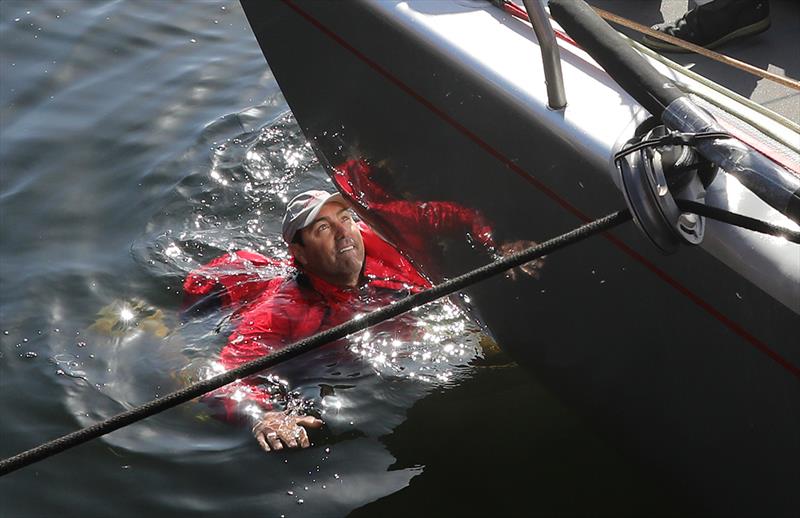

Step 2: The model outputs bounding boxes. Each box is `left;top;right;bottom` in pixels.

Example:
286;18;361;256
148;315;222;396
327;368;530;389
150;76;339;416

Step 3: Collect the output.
338;245;355;254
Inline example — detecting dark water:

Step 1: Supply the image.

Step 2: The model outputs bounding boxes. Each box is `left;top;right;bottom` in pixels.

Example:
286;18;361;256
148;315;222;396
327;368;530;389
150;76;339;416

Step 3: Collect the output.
0;2;682;516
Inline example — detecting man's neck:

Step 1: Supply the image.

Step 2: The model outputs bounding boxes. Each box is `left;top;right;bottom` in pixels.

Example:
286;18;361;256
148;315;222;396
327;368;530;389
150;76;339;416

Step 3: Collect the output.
303;269;362;291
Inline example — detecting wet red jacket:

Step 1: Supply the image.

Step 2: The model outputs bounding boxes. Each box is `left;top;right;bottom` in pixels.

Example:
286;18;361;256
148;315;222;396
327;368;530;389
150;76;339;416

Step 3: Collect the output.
182;160;494;421
331;158;495;253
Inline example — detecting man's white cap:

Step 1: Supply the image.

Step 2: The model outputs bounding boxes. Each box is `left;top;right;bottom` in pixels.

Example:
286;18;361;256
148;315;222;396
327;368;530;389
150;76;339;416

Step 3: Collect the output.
282;190;346;243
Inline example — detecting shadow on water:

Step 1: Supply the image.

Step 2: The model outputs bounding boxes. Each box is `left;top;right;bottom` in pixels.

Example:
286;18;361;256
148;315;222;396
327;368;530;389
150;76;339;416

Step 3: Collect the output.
351;363;688;518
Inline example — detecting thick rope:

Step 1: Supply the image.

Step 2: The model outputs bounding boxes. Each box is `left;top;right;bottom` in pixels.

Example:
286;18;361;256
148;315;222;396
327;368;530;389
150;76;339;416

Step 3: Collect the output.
0;209;632;477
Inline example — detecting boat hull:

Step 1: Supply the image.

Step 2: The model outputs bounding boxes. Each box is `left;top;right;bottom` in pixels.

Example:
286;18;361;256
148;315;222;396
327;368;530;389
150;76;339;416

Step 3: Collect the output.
241;1;800;515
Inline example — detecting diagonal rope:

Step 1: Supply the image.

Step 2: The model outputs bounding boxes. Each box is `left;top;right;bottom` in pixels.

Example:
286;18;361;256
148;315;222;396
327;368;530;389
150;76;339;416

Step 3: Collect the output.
0;209;632;477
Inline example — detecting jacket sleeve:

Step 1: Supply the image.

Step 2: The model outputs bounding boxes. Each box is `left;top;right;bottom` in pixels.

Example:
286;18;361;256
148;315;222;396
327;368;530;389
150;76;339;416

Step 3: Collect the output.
332;158;393;203
379;200;496;249
332;158;496;249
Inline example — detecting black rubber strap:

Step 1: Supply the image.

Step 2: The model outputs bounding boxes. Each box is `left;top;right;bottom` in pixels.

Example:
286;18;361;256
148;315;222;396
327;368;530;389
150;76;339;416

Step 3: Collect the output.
549;0;684;118
676;199;800;243
613;130;730;162
787;188;800;224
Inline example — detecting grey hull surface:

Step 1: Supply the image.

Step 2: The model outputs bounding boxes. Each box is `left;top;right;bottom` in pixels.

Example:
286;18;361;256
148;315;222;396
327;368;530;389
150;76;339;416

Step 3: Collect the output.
240;1;799;515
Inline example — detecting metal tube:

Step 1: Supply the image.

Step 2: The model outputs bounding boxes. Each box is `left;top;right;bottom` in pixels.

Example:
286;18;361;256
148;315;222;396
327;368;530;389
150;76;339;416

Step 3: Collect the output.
522;0;567;109
662;98;800;225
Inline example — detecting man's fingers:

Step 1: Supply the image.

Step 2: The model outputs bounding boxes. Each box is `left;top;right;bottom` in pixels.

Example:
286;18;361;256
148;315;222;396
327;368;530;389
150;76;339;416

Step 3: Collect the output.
298;427;310;448
256;433;271;452
296;416;324;429
266;432;283;450
283;432;298;448
277;429;298;449
254;415;324;452
520;263;541;279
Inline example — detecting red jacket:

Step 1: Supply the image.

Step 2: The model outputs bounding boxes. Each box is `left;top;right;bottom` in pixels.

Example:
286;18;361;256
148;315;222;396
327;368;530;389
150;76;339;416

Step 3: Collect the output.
331;158;494;253
182;160;494;422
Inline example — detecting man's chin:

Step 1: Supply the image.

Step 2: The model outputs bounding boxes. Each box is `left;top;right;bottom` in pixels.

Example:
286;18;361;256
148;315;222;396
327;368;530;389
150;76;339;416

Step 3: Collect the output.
339;256;364;275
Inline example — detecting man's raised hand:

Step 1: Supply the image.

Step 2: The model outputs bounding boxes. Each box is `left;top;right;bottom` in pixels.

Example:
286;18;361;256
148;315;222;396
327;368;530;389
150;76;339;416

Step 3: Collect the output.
497;240;546;280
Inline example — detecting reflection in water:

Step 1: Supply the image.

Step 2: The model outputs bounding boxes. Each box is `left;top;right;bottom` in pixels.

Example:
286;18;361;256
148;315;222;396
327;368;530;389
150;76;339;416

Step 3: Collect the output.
90;298;170;338
348;302;476;384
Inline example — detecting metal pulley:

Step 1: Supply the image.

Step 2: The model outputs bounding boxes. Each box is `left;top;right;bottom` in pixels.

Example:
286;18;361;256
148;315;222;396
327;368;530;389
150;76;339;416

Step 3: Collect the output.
615;125;717;254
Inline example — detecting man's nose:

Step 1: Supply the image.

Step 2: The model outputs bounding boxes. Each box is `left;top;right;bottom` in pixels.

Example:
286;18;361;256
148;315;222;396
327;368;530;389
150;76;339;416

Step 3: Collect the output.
331;220;348;238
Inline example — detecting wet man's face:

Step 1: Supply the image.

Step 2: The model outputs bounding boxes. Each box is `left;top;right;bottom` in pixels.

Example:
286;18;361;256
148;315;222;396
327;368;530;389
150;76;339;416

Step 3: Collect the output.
290;201;365;288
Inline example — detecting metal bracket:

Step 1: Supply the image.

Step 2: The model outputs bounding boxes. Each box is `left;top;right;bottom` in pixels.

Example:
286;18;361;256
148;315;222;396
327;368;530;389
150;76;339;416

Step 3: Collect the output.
522;0;567;109
616;126;709;254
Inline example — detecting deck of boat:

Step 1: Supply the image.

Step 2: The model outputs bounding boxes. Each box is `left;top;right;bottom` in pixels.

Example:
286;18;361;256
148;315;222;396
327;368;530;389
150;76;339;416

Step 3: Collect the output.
591;0;799;124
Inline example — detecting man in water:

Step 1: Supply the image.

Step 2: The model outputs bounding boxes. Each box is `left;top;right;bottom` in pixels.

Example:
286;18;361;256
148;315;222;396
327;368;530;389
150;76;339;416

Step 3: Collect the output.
184;163;541;453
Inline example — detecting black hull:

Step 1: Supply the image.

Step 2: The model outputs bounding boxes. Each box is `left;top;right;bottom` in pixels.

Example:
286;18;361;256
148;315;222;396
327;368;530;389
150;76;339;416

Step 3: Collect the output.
241;1;800;515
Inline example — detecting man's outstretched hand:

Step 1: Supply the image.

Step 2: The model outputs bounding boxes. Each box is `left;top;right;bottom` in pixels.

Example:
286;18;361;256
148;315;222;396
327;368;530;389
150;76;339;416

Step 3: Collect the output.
497;240;546;280
252;411;324;452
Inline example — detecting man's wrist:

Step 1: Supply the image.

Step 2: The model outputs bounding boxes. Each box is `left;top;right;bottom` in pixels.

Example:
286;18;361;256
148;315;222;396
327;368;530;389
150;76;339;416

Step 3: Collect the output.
245;404;268;430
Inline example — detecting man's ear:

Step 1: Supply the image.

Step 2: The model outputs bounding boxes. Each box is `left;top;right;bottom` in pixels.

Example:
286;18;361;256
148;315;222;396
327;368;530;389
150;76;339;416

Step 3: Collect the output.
288;243;307;266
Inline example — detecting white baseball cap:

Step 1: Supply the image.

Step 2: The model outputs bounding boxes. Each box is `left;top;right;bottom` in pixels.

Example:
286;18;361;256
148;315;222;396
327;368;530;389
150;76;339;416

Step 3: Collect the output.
281;190;347;243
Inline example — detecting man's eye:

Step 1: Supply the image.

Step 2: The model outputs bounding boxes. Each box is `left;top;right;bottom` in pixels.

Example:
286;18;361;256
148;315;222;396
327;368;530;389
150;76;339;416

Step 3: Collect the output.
341;215;351;223
317;224;329;232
